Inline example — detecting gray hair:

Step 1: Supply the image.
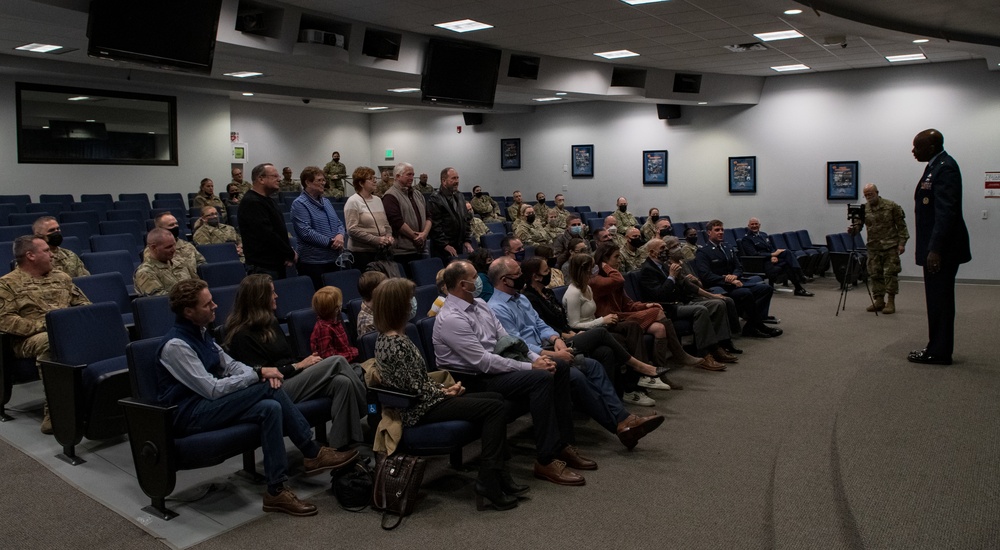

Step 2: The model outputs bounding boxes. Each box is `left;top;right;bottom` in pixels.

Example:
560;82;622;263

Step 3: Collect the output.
393;162;413;178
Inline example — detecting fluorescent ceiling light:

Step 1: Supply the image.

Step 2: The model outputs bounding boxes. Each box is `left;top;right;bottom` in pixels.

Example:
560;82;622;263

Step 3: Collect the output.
697;101;708;105
85;119;96;122
555;92;567;96
783;9;803;15
754;30;803;42
435;19;493;33
15;43;64;53
621;0;670;5
912;39;929;44
886;53;926;62
594;49;639;59
771;64;810;72
387;87;420;93
68;96;90;101
532;97;563;102
223;71;264;78
242;93;254;96
365;106;389;111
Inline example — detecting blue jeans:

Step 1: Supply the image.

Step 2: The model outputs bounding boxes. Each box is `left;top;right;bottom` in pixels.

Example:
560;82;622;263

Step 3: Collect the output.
183;383;319;488
564;357;629;433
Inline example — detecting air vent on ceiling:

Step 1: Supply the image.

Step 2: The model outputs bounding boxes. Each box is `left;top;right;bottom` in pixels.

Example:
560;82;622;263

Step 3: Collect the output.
724;43;768;53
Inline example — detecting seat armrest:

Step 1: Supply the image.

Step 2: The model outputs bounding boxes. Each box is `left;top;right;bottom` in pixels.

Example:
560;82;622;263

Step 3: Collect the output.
370;386;419;409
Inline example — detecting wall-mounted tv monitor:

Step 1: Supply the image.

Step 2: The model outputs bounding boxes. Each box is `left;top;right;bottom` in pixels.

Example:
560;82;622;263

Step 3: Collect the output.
421;39;502;109
87;0;223;74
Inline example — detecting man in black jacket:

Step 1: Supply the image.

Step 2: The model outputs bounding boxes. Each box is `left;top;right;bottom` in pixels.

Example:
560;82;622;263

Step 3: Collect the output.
238;163;296;279
428;167;474;260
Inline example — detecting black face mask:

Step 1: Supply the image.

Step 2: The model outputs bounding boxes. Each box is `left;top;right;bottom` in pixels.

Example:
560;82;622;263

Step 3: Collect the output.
629;236;644;248
686;235;699;245
659;228;671;238
650;214;659;223
474;191;483;197
525;214;536;224
208;219;220;227
619;204;628;212
47;233;63;247
169;227;180;239
508;273;526;291
537;198;545;204
657;249;670;263
540;272;553;287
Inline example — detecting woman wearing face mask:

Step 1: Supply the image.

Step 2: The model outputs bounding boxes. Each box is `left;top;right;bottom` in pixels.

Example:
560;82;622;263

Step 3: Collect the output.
641;208;661;241
680;227;701;261
372;278;523;511
223;274;368;451
193;177;228;222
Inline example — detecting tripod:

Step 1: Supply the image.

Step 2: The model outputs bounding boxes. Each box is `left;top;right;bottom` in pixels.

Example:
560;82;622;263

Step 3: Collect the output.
836;236;877;316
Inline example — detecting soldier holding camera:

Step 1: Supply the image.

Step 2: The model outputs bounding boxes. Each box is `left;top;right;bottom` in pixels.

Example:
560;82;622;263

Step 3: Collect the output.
848;183;909;314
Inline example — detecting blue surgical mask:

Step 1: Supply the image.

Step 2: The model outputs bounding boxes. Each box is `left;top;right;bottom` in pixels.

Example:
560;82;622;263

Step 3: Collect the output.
471;276;483;298
409;296;418;320
569;225;583;236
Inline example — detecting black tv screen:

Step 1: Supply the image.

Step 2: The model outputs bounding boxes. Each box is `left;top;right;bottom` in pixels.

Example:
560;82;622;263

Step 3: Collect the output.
421;39;502;109
87;0;223;74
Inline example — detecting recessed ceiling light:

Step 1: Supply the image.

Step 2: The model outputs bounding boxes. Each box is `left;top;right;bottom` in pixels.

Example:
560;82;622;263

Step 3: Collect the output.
242;92;254;96
555;92;567;96
435;19;493;33
148;131;155;134
387;88;421;93
698;101;708;105
365;106;389;111
754;30;803;42
621;0;670;5
912;39;929;44
532;97;563;102
15;43;64;53
594;49;640;59
771;63;810;72
68;96;90;101
223;71;264;78
783;9;803;15
886;53;926;62
85;119;96;122
41;126;49;129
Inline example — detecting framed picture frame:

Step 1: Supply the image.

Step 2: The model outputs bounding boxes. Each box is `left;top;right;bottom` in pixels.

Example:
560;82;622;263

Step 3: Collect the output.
642;150;668;185
571;144;594;178
500;138;520;169
827;161;859;200
728;156;756;193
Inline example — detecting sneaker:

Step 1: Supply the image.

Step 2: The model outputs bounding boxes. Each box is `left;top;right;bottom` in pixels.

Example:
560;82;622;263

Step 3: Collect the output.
638;376;672;391
623;391;656;407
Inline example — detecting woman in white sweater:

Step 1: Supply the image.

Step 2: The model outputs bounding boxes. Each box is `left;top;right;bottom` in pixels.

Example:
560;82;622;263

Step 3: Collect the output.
343;166;393;272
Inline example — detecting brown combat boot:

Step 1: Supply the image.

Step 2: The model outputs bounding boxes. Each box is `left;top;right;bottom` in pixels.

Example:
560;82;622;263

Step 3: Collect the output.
867;295;885;312
882;294;896;314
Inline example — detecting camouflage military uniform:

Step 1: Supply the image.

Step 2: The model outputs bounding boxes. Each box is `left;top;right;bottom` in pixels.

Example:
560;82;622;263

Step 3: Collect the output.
507;202;524;222
543;222;564;243
374;178;393;198
613;209;638;229
414;182;435;196
471;195;503;222
532;202;549;222
193;223;243;261
618;243;647;274
0;268;90;362
858;197;909;296
609;232;626;250
513;219;551;246
470;216;490;243
134;257;197;296
680;242;698;262
641;220;658;241
143;239;206;273
322;161;347;199
278;179;301;193
550;207;570;229
232;179;252;195
193;194;228;221
51;247;89;277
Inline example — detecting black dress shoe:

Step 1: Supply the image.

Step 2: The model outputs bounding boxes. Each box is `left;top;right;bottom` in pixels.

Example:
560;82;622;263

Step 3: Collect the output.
499;471;530;497
760;325;782;337
793;288;814;297
762;316;781;325
742;326;773;338
722;341;743;354
907;351;952;365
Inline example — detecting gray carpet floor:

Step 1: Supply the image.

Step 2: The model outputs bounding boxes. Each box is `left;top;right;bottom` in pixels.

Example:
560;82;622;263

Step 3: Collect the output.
2;277;997;549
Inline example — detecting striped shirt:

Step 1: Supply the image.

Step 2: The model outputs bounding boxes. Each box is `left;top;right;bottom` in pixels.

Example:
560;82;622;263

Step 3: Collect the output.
291;192;346;265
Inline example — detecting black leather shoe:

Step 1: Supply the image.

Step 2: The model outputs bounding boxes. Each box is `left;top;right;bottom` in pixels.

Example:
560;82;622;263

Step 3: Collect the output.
793;288;814;297
908;349;928;359
721;340;743;354
499;471;530;497
475;472;518;511
742;326;772;338
763;316;781;324
907;351;952;365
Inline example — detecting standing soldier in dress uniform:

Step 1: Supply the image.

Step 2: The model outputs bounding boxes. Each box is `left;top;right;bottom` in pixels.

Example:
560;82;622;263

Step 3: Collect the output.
848;183;909;314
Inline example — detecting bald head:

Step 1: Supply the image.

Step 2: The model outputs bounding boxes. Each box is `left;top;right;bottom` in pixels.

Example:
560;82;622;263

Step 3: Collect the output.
912;129;944;162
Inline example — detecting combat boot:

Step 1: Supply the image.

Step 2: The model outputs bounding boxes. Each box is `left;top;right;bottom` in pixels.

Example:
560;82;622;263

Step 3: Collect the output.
882;294;896;314
867;295;885;312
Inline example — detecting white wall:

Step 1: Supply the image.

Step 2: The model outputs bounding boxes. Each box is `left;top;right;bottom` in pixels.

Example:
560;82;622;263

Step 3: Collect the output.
370;60;1000;280
0;75;232;196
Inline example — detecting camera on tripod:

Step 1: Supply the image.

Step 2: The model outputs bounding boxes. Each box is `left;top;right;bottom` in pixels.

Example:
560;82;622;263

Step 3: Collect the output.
847;203;865;225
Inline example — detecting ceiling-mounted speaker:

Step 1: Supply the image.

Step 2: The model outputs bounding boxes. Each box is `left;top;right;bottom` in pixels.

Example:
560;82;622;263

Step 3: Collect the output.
673;73;702;94
362;28;402;60
656;104;681;120
463;112;484;125
508;54;540;80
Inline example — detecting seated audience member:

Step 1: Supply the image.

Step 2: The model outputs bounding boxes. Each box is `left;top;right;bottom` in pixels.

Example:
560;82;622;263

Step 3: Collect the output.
543;209;564;243
641;208;661;241
513;204;550;246
469;248;496;302
0;235;90;433
372;278;524;510
193;178;228;221
427;268;448;317
355;270;387;337
433;260;589;485
739;217;814;296
147;212;207;270
507;190;524;222
468;201;491;243
310;286;359;363
592;228;611;249
531;245;565;288
192;206;243;259
584;247;722;377
279;166;301;193
603;216;625;248
612;196;638;229
159;279;358;516
654;218;674;239
291;166;347;289
224;275;367;450
231;167;251;195
639;239;738;364
488;257;663;449
225;183;242;206
618;227;647;274
550;194;570;228
33;216;89;277
532;192;549;221
696;220;781;338
558;237;591;285
471;186;503;222
135;228;196;297
381;162;430;266
680;227;700;261
500;236;525;263
551;214;585;259
666;236;743;342
344;166;394;273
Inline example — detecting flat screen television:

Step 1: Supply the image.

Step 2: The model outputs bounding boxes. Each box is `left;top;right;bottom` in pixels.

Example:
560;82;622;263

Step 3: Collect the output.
421;39;502;109
87;0;223;74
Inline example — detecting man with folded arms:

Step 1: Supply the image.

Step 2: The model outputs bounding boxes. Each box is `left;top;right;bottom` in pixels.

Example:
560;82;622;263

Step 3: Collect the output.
434;261;589;486
158;279;358;516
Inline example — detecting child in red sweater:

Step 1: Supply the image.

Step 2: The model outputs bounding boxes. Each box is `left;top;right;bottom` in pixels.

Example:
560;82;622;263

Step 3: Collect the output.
310;286;359;363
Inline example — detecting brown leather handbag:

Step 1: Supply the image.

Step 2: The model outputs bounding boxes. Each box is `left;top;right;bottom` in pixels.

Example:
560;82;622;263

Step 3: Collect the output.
373;452;426;530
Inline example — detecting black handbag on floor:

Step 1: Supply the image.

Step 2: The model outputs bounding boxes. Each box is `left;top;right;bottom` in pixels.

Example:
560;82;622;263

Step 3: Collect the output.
331;459;374;511
372;453;426;530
